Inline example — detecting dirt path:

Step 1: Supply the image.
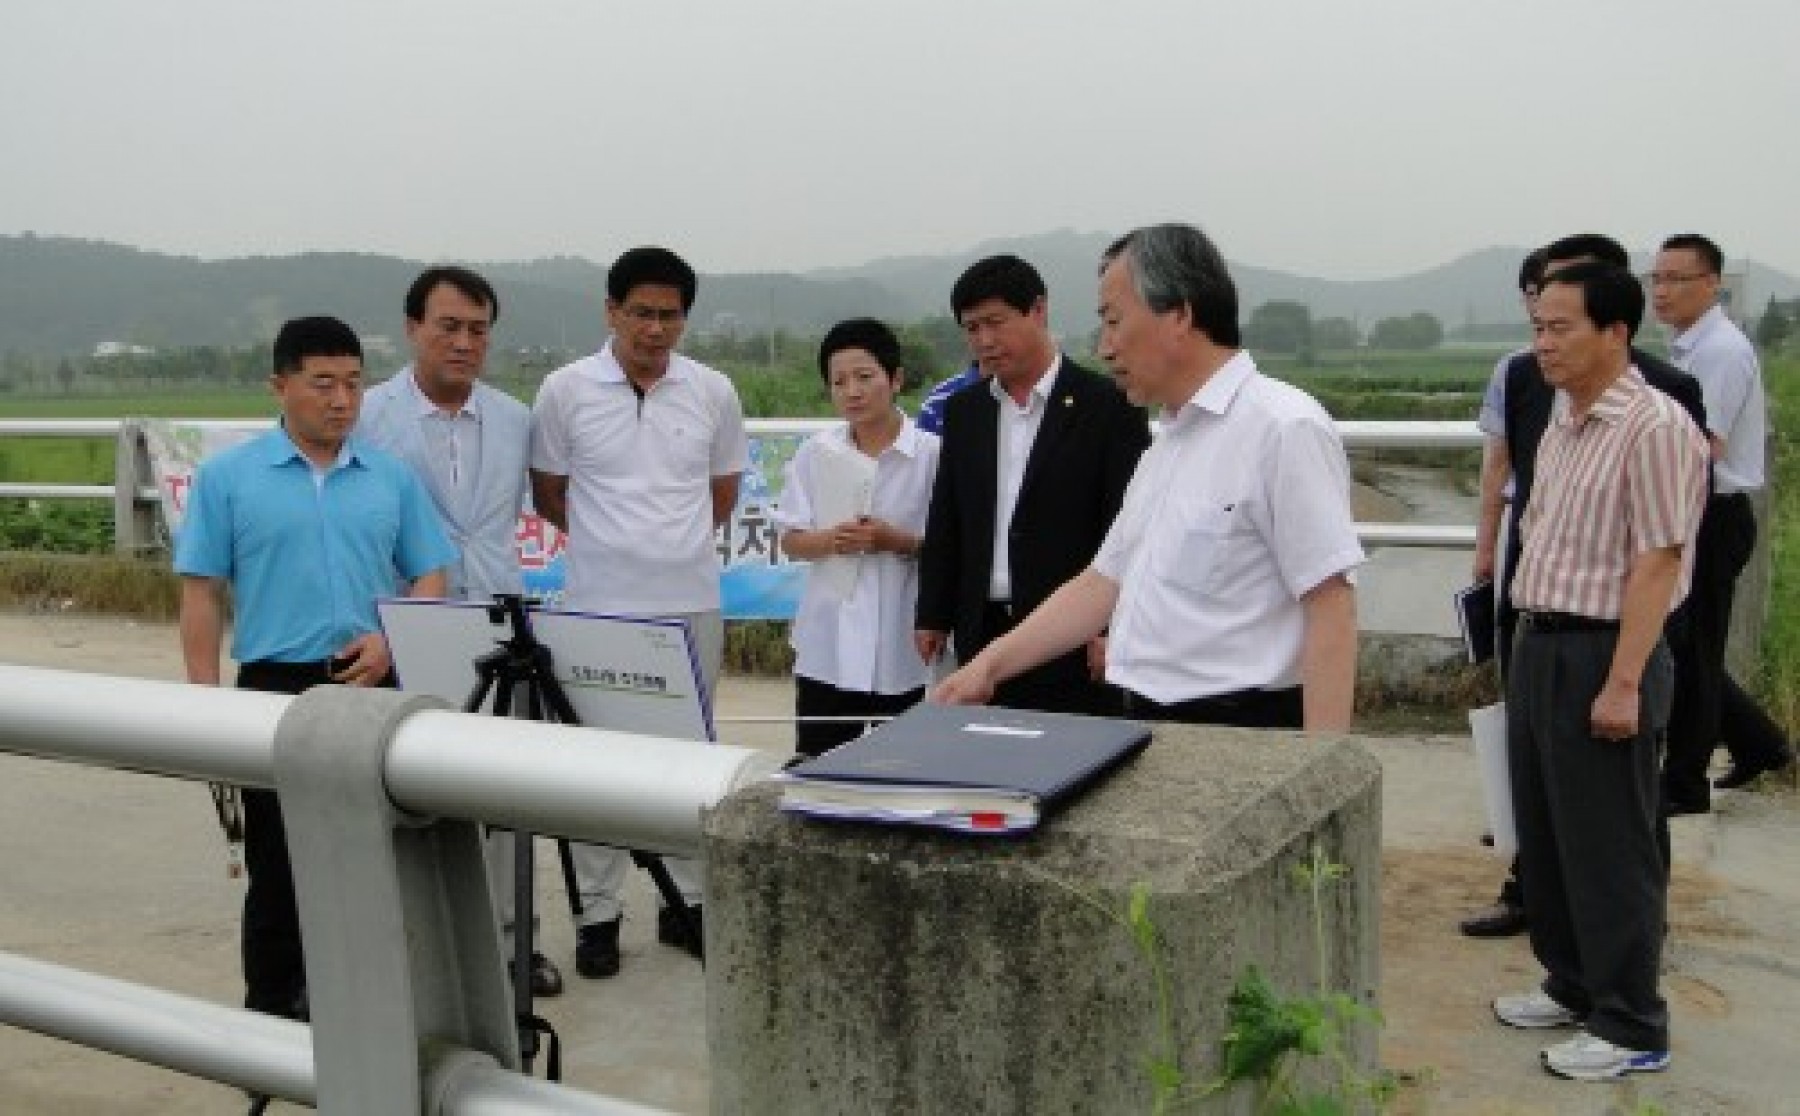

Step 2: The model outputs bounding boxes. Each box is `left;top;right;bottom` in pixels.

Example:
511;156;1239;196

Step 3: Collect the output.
4;611;1797;1114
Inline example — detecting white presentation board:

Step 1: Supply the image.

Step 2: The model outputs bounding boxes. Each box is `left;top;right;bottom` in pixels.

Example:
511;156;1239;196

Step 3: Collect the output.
378;597;712;743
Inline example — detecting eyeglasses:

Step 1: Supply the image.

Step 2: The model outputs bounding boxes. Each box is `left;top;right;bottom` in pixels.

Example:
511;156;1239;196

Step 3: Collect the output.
428;317;492;339
620;304;686;325
1645;272;1709;287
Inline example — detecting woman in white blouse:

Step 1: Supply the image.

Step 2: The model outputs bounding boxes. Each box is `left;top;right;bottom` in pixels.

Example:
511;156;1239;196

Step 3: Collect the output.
773;318;942;757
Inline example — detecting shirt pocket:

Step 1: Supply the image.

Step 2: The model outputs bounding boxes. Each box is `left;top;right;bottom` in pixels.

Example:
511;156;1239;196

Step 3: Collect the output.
1160;502;1261;597
648;413;712;478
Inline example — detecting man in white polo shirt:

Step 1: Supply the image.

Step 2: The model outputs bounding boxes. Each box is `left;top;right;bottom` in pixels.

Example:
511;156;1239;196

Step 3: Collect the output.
529;245;748;978
936;223;1363;732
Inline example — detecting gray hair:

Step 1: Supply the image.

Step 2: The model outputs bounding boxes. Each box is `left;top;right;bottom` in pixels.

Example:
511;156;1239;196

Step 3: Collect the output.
1101;224;1241;347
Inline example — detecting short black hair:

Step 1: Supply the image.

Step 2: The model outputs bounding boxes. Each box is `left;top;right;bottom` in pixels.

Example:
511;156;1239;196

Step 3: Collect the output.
608;246;698;311
950;255;1047;319
1518;247;1551;294
1540;261;1644;339
817;317;904;386
405;266;500;325
1660;233;1724;276
1101;224;1242;348
272;316;362;375
1541;233;1629;270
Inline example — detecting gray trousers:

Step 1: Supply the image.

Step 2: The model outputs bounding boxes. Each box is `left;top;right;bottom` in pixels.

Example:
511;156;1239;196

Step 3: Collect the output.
1507;625;1671;1052
569;610;722;925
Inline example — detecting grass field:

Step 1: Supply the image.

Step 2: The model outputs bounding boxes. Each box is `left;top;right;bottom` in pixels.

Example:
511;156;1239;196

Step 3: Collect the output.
0;391;282;419
0;392;281;484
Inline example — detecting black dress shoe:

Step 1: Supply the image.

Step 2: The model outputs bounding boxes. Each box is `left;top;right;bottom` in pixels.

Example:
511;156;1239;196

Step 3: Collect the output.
510;951;565;997
531;952;564;997
1662;796;1711;818
1715;747;1795;790
575;918;622;979
1458;903;1527;938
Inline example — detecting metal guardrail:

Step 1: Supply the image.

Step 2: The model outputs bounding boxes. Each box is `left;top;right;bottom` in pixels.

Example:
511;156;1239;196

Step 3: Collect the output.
0;417;1485;550
0;662;776;1112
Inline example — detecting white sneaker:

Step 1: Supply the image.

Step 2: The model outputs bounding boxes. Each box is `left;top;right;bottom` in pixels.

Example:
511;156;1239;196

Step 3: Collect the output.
1492;989;1580;1029
1541;1030;1670;1080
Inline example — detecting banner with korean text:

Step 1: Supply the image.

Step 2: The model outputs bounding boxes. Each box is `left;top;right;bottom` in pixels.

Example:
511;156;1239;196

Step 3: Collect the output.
141;418;809;620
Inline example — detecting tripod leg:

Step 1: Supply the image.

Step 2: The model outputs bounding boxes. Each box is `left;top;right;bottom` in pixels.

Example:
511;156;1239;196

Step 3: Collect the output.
556;838;583;924
512;828;540;1069
631;850;703;965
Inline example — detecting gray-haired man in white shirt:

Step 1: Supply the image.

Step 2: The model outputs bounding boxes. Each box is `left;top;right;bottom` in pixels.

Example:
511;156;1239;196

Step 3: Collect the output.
936;223;1363;732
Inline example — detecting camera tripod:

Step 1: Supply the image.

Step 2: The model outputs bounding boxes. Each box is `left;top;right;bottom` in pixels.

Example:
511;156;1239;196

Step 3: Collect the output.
464;594;702;1077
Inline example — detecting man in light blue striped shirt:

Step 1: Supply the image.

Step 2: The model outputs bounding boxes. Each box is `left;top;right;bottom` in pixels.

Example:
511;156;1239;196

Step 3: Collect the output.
358;267;564;997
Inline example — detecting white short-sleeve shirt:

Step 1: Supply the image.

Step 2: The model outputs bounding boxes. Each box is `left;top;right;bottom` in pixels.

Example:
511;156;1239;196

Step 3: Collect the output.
529;341;749;613
1094;352;1365;703
771;416;941;694
1669;304;1767;494
1477;347;1529;501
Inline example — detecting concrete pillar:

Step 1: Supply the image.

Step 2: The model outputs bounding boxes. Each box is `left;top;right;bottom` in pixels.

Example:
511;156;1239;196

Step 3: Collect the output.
111;420;161;555
704;725;1382;1115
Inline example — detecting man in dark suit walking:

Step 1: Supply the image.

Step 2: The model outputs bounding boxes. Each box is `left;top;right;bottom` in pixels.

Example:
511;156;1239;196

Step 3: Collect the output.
915;255;1150;716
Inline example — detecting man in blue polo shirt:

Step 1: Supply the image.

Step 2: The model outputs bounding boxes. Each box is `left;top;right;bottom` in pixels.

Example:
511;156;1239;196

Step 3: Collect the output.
176;315;455;1020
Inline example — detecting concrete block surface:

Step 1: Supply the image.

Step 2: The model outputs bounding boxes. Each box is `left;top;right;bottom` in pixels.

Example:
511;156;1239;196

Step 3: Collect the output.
705;725;1382;1115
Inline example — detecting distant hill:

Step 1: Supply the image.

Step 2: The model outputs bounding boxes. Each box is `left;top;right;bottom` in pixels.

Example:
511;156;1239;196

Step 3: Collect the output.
3;231;1796;358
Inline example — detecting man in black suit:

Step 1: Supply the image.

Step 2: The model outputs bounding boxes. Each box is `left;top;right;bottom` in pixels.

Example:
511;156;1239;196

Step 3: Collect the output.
915;255;1151;716
1458;233;1708;939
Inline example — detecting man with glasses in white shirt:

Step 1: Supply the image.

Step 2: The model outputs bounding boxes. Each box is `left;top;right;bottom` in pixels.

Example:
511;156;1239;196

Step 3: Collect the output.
530;246;749;978
1650;233;1791;814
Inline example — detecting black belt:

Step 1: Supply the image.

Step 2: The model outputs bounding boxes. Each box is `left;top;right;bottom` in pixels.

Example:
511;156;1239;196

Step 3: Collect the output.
1123;686;1303;728
1520;610;1619;634
237;659;338;689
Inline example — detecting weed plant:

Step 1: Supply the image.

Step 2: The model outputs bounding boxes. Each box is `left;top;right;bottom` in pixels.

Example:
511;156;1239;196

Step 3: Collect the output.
1040;843;1398;1114
0;502;113;553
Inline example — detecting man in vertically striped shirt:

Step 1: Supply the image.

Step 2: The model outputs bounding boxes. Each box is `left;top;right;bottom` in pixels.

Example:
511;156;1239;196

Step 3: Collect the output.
1489;262;1708;1082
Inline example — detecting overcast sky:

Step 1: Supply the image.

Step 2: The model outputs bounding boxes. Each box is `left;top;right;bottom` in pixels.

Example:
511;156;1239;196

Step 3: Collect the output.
5;0;1796;280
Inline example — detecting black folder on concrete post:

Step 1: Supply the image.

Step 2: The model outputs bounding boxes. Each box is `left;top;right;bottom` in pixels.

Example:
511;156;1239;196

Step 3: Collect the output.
776;703;1152;834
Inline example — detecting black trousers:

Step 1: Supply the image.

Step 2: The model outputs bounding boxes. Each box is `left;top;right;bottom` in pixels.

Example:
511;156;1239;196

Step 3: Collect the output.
979;601;1124;717
1496;505;1524;681
793;675;925;758
1719;674;1790;769
1122;685;1304;730
235;659;392;1018
1508;627;1670;1052
1664;493;1777;806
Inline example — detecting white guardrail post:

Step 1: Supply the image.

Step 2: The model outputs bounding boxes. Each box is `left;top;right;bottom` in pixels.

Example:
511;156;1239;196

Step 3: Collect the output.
0;664;777;1113
273;686;519;1111
111;418;161;554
